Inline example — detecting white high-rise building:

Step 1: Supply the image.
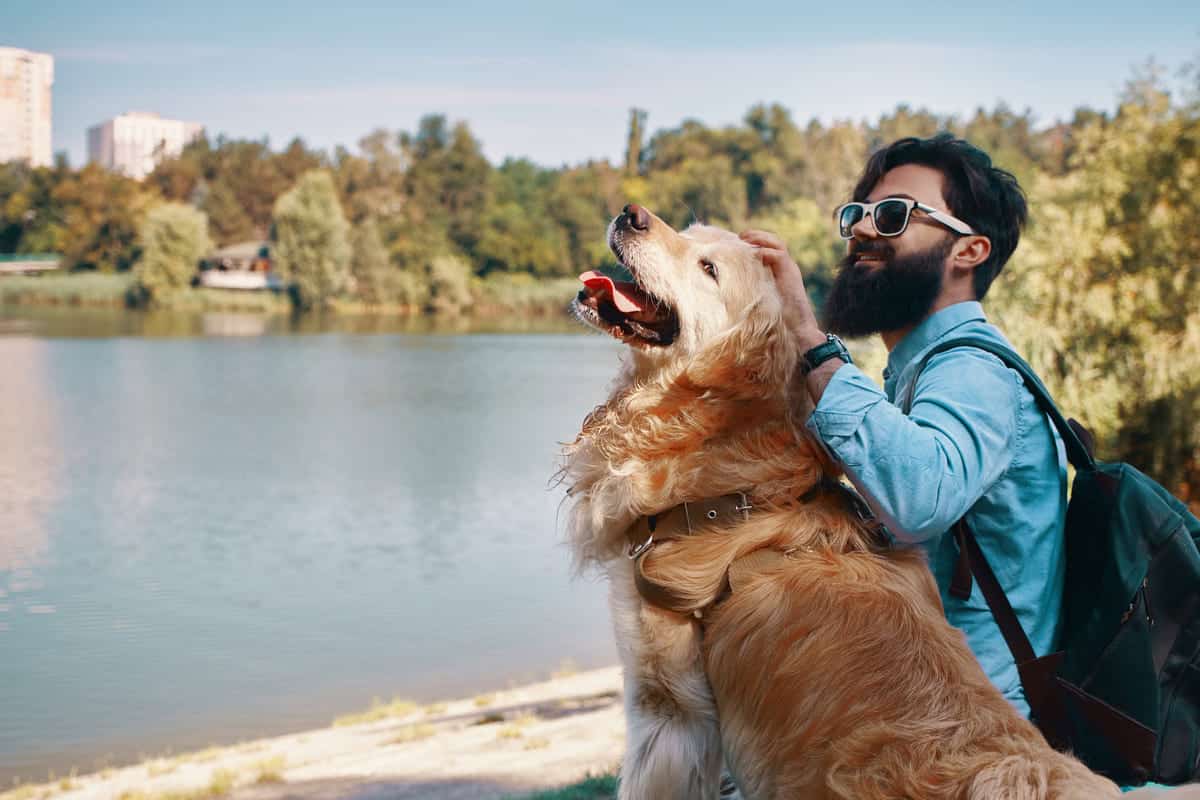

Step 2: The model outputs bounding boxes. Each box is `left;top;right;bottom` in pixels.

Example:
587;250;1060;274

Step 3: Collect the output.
87;112;204;180
0;47;54;168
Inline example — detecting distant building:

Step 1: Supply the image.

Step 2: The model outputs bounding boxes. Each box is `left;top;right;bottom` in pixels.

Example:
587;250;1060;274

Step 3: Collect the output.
0;46;54;168
87;112;203;180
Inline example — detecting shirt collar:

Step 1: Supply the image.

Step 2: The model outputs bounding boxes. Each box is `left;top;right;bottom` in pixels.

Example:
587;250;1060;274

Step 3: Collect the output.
882;301;987;382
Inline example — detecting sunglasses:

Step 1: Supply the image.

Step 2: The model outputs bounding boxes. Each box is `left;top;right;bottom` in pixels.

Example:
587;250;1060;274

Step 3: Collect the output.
834;198;976;240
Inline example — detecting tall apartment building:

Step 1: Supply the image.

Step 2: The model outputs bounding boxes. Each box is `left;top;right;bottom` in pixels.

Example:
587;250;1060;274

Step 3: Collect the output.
0;46;54;168
88;112;203;180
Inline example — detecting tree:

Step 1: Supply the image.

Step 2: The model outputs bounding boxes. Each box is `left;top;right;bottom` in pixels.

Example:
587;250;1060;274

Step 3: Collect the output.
625;108;647;176
50;164;149;271
748;197;842;309
136;203;211;298
990;83;1200;502
548;162;624;272
475;159;569;276
400;115;492;255
425;253;473;313
202;180;256;245
272;170;351;309
349;218;394;304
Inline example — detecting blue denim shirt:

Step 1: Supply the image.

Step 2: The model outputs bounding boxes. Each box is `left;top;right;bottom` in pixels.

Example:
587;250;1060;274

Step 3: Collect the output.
805;301;1067;716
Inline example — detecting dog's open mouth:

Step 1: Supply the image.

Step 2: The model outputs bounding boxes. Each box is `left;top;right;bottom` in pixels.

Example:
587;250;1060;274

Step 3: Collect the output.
573;270;680;347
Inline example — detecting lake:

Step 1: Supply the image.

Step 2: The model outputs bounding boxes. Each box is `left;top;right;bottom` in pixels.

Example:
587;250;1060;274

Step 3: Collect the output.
0;306;621;784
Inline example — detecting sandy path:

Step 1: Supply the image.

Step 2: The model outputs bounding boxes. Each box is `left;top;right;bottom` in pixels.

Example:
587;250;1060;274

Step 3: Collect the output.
5;667;625;800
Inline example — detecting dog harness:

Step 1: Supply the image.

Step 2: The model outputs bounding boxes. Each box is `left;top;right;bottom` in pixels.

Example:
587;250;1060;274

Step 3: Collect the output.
624;492;755;614
623;481;884;617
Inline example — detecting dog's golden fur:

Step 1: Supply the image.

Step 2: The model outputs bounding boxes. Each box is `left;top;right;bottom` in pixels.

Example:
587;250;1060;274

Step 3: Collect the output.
561;209;1123;799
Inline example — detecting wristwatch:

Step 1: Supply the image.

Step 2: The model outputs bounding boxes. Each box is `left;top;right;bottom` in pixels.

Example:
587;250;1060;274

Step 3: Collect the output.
800;333;852;376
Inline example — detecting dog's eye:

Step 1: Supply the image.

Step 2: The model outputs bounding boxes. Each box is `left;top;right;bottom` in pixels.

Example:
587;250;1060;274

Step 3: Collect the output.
700;259;719;282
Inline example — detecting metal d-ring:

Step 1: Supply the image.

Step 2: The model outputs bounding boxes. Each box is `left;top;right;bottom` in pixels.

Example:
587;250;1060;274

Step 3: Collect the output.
628;534;654;560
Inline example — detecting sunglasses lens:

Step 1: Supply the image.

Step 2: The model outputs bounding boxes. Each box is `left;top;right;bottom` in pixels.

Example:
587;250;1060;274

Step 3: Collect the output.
874;200;910;235
838;204;864;238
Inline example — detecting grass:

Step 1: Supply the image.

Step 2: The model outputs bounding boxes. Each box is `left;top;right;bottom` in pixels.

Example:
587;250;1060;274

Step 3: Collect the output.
332;697;418;727
551;659;580;679
472;274;579;316
497;711;540;741
0;785;41;800
150;287;291;313
251;755;286;784
0;272;135;307
385;723;437;745
505;773;618;800
472;693;496;708
0;270;579;318
114;767;240;800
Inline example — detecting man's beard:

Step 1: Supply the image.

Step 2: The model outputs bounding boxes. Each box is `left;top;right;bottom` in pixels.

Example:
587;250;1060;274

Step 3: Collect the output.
821;236;953;338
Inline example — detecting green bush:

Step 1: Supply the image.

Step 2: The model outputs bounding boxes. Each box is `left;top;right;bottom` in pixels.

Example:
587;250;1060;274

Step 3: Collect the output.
136;203;211;298
272;170;351;310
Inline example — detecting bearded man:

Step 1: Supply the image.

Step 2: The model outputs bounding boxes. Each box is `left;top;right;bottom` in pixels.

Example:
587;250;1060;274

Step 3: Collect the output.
741;134;1054;719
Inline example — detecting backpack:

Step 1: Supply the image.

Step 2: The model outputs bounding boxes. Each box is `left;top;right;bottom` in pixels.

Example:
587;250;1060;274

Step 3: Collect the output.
902;336;1200;785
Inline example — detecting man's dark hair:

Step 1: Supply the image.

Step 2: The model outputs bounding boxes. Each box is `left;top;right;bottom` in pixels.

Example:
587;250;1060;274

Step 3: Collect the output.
851;133;1028;300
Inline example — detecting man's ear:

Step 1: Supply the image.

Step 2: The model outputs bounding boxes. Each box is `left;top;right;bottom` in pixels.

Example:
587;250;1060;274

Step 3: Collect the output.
952;235;991;270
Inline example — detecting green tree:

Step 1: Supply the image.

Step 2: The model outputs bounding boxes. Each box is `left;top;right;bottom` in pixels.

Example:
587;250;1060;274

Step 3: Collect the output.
475;159;569;276
425;253;473;313
349;217;395;304
625;108;647;176
202;180;256;245
272;170;351;309
868;105;948;152
991;84;1200;502
136;203;211;297
51;164;150;271
549;162;625;272
400;115;491;255
748;197;843;309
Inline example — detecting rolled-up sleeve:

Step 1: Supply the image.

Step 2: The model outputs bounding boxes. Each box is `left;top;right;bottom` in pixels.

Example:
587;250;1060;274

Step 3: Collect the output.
805;352;1021;544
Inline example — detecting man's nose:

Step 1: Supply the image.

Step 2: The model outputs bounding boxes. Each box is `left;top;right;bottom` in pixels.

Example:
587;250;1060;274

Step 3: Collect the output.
849;212;878;240
622;204;651;232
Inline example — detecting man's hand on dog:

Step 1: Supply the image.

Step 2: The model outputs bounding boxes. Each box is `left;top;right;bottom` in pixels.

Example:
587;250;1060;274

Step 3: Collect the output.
740;228;844;405
739;229;826;350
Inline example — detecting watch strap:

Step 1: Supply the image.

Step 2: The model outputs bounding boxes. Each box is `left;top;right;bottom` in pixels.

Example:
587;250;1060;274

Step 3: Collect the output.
801;334;851;375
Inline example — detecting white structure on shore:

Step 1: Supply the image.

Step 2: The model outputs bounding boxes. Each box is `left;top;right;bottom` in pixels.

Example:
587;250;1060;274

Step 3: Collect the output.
0;46;54;168
87;112;203;180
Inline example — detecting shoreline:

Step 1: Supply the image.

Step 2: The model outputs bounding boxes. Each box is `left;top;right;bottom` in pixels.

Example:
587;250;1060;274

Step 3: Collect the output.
1;666;624;800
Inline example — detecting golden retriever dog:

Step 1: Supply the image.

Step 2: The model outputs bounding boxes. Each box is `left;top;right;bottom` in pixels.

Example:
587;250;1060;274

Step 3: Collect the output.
560;204;1139;799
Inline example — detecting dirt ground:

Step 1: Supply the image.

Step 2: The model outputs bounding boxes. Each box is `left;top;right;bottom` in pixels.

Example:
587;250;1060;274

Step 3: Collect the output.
8;667;625;800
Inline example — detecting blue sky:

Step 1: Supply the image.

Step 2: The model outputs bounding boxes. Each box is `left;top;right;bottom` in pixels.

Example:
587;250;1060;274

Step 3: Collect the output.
6;0;1199;168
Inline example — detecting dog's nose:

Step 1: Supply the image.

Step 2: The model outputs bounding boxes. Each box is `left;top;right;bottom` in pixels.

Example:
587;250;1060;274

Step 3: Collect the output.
623;204;650;232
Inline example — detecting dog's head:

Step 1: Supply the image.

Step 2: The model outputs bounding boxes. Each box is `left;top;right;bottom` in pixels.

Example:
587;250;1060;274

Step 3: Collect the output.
562;206;828;567
574;205;795;389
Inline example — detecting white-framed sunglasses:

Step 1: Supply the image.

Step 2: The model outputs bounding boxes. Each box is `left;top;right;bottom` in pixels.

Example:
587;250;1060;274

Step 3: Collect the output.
834;197;976;239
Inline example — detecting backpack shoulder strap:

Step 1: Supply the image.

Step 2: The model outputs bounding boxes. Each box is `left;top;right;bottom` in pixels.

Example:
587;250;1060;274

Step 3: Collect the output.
898;336;1059;718
900;336;1158;767
899;335;1095;471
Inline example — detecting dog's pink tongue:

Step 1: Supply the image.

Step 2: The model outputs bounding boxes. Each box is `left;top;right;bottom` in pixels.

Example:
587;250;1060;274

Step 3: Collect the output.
579;271;644;314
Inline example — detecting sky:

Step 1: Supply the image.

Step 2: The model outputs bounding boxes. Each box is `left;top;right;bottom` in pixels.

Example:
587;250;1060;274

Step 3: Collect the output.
5;0;1199;168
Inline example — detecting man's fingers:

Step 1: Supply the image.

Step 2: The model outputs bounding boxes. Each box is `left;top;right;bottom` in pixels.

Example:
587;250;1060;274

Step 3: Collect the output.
756;246;796;275
739;229;785;251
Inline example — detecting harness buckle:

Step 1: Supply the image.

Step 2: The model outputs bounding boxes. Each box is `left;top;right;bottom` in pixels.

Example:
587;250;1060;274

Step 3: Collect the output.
734;492;753;516
628;533;654;560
